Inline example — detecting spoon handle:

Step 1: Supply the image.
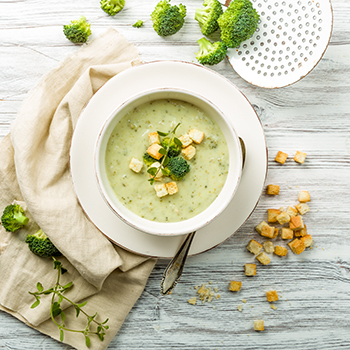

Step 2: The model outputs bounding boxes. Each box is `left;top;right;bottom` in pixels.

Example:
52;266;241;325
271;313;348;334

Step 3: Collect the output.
160;231;196;295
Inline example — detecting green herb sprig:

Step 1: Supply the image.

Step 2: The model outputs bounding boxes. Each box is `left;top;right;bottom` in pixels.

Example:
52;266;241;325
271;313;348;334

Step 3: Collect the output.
147;123;182;185
29;258;109;347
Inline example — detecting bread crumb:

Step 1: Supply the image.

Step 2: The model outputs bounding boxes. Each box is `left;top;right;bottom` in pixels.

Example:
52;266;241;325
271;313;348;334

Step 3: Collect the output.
237;305;243;312
242;299;247;303
187;297;197;305
271;304;278;310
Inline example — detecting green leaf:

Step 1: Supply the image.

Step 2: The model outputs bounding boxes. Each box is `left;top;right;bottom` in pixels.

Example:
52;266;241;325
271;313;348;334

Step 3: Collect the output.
102;318;109;324
74;305;80;318
43;288;54;295
148;178;155;185
61;267;68;275
77;301;87;308
31;299;40;309
53;260;61;270
157;131;168;137
147;167;157;175
60;329;64;342
51;302;62;317
97;333;105;341
158;147;166;155
161;168;168;176
62;281;73;290
85;336;91;347
163;156;169;167
104;325;109;330
61;311;66;323
36;282;44;292
174;137;182;147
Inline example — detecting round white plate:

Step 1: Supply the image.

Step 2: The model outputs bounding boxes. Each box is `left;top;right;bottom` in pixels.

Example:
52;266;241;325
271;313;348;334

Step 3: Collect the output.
70;61;267;258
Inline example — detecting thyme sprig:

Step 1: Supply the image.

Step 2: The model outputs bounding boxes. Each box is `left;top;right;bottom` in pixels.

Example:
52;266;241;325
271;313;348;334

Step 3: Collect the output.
147;122;182;185
29;258;109;347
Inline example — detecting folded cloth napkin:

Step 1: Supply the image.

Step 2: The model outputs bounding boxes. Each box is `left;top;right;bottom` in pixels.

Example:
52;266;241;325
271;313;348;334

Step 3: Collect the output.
0;28;157;350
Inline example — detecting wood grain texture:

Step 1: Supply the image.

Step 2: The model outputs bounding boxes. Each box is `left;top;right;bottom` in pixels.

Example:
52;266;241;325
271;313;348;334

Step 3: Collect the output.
1;0;350;349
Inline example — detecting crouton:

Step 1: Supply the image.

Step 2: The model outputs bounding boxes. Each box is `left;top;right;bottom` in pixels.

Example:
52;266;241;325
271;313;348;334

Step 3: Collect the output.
266;184;280;195
129;157;143;173
294;150;307;164
148;132;160;145
286;206;298;218
266;290;279;302
276;211;291;225
147;143;164;160
165;182;178;195
263;241;274;254
245;264;257;276
247;239;263;255
274;246;288;257
229;281;242;292
288;238;305;254
254;320;264;331
300;234;313;248
295;203;310;215
256;252;271;265
261;224;275;239
188;129;205;144
154;183;168;198
149;162;163;181
267;209;281;223
294;225;307;237
275;151;288;164
281;228;294;240
289;216;304;231
298;191;311;203
273;227;279;239
181;145;196;160
179;134;192;148
255;221;269;234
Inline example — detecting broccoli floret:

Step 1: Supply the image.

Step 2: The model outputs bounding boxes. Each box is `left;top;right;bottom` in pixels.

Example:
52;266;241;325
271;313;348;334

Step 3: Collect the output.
143;152;160;167
133;20;144;28
25;229;61;258
195;0;223;36
63;16;92;44
217;0;259;48
100;0;125;16
195;37;227;65
1;204;29;232
161;137;182;158
151;0;187;37
165;156;190;181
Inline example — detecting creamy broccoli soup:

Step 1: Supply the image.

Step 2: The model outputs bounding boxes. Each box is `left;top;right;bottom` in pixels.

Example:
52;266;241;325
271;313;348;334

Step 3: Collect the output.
105;99;229;222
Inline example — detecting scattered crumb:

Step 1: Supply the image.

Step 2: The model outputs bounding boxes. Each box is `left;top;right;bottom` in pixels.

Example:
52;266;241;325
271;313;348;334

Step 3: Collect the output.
237;304;243;312
187;297;197;305
242;299;247;303
271;304;278;310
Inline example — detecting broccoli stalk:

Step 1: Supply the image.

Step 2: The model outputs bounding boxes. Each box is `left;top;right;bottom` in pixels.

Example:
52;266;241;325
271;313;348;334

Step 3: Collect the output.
100;0;125;16
1;204;29;232
165;156;190;181
195;0;223;36
25;229;61;258
63;16;92;44
217;0;259;48
195;37;227;65
151;0;187;37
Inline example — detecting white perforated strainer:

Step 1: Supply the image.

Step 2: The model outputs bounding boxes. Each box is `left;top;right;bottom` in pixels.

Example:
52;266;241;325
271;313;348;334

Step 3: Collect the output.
226;0;333;88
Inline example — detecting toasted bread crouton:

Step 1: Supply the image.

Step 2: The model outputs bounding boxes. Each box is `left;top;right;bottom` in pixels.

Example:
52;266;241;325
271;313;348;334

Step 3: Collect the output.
286;206;298;218
148;132;160;145
263;241;274;254
281;228;294;240
274;246;288;256
276;211;291;225
149;162;163;181
266;290;279;302
179;134;192;148
154;183;168;198
288;238;305;254
245;264;257;276
181;145;196;160
290;216;304;231
255;221;269;234
266;184;280;195
298;191;311;203
129;157;143;173
267;209;281;223
295;203;310;215
256;252;271;265
294;225;307;237
261;224;275;239
165;182;178;195
254;320;264;331
229;281;242;292
301;234;313;248
188;129;205;144
294;150;307;164
147;143;164;160
247;239;263;255
275;151;288;164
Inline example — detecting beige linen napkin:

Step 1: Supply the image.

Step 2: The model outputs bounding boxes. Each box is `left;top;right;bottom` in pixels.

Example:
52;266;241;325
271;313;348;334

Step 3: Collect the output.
0;28;157;349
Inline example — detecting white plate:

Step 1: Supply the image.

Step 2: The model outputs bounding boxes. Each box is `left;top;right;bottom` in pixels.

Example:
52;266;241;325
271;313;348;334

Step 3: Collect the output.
70;61;267;258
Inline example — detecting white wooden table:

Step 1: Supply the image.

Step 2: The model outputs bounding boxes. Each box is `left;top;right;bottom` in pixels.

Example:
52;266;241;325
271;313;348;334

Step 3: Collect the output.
1;0;349;349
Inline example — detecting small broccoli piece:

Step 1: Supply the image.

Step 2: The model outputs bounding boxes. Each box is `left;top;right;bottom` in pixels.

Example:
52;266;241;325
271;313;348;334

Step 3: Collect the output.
165;156;190;181
1;204;29;232
133;20;144;28
217;0;259;48
143;152;160;167
151;0;187;37
161;137;182;158
63;16;92;44
25;229;61;258
195;0;223;36
195;37;227;65
101;0;125;16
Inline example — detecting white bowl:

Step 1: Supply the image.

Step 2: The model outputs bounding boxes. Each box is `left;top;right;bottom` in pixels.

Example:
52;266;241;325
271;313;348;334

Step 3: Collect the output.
95;88;242;236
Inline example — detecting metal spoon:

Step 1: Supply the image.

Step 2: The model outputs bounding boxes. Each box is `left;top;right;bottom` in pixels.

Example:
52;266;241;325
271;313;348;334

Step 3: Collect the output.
160;137;246;295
